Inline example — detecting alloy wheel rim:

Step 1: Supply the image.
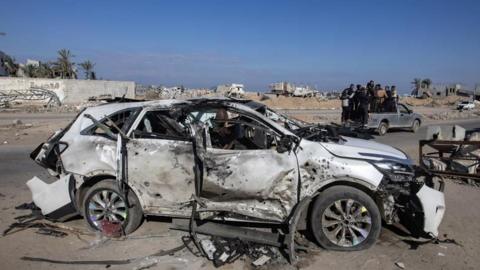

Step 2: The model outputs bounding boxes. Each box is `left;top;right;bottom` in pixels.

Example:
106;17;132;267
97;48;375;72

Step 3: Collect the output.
321;199;372;247
87;189;128;228
381;125;387;134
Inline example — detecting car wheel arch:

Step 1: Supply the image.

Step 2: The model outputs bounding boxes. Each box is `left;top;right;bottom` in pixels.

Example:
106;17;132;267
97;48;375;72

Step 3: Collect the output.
379;119;389;128
311;179;377;201
304;177;377;212
75;174;146;215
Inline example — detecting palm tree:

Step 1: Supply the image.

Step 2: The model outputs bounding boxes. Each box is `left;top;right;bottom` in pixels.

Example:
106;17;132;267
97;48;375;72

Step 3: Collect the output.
422;78;432;89
79;60;95;80
55;49;76;79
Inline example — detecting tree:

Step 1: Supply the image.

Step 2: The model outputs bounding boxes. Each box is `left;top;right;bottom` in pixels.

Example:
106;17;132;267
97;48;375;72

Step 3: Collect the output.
21;64;37;78
54;49;76;79
412;78;422;89
79;60;96;80
421;78;432;89
2;55;19;76
36;62;54;78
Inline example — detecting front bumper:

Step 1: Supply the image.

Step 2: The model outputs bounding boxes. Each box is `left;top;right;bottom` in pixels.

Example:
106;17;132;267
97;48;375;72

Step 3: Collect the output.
416;184;445;237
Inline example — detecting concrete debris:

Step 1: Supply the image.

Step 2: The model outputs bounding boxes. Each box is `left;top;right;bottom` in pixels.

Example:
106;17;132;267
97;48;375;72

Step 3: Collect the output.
252;254;271;266
421;125;479;184
12;119;22;125
395;261;405;269
438;252;446;256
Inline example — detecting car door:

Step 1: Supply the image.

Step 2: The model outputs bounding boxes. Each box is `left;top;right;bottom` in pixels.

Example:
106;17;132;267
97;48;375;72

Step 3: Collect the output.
126;109;195;216
398;104;414;127
188;105;300;222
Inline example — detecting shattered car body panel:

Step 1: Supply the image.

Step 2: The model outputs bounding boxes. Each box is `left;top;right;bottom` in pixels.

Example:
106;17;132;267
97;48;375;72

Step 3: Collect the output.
127;139;196;216
198;147;299;221
28;98;445;238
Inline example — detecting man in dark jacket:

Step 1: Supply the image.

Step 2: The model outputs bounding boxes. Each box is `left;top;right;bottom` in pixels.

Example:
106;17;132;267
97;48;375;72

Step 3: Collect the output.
356;86;370;126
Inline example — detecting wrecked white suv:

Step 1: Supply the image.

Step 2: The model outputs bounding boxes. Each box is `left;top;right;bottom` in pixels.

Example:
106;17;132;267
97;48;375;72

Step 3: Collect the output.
28;98;445;251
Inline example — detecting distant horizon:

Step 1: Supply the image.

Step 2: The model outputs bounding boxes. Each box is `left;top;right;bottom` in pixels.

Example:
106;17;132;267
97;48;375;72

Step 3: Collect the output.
1;1;479;94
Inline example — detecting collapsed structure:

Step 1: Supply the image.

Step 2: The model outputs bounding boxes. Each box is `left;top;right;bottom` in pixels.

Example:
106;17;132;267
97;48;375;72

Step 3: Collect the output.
269;82;318;97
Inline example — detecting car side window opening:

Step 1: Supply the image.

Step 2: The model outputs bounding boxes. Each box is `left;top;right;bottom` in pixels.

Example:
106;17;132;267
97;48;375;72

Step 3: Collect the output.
133;110;186;140
399;105;409;114
87;109;137;137
183;107;280;150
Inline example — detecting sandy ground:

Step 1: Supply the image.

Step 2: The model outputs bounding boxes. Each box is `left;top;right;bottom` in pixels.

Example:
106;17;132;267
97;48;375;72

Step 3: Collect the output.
0;107;479;270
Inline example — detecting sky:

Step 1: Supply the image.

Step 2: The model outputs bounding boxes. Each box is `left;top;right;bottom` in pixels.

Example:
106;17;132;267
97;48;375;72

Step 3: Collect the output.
1;0;479;93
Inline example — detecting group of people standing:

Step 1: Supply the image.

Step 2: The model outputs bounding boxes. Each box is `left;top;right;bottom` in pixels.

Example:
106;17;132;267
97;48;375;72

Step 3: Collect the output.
340;80;399;125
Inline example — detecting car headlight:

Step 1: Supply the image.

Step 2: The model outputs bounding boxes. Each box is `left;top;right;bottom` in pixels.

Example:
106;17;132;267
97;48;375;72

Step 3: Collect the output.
374;161;414;182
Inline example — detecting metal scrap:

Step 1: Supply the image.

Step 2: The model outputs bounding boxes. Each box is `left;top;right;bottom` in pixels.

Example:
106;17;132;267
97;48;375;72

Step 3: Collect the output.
420;125;480;184
0;87;61;107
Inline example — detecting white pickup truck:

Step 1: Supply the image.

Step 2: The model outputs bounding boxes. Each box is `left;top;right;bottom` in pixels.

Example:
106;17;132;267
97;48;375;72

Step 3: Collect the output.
457;101;475;111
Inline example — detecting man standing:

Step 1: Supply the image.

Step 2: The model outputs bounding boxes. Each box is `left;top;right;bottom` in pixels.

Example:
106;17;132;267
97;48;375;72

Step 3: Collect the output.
357;86;370;127
340;84;355;123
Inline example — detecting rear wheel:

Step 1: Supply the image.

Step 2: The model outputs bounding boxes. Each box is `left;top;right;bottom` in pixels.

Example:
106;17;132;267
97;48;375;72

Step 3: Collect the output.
82;180;143;234
377;122;388;136
411;119;420;133
310;186;381;251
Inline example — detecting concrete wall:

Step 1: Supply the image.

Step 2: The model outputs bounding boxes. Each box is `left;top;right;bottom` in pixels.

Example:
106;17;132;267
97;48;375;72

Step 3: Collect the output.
0;77;135;104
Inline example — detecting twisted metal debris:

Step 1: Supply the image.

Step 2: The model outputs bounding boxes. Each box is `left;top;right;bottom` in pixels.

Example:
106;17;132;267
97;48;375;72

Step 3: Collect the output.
0;87;61;107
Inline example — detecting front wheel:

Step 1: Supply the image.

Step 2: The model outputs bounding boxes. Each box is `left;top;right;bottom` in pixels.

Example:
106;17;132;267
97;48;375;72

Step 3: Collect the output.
82;180;143;235
309;186;381;251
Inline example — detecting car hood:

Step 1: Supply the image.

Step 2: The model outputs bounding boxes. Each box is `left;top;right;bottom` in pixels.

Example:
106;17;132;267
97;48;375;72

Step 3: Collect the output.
320;136;412;165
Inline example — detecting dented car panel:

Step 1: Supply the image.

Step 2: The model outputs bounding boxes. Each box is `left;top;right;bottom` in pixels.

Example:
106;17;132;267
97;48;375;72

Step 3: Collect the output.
127;139;196;215
29;98;445;238
198;147;299;221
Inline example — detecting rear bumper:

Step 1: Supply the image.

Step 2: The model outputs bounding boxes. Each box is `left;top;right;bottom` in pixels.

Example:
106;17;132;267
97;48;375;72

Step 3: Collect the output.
416;185;445;237
26;174;78;221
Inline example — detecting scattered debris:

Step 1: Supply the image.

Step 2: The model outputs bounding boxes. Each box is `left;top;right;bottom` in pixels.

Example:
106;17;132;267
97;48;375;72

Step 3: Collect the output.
395;261;405;269
252;254;271;266
438;252;445;257
12;119;22;125
21;240;188;266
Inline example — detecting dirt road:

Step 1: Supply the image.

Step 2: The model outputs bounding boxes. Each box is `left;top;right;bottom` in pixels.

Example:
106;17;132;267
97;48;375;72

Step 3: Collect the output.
0;113;479;270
